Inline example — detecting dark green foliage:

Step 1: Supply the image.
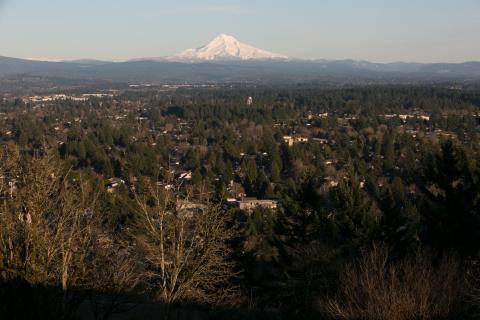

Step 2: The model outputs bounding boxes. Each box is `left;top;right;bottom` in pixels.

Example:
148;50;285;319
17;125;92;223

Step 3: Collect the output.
2;85;480;319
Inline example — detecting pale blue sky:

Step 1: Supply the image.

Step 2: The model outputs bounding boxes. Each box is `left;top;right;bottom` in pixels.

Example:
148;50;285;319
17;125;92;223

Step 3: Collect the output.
0;0;479;62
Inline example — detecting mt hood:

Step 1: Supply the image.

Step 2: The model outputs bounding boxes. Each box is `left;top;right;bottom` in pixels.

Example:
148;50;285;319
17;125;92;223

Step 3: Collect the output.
167;34;288;61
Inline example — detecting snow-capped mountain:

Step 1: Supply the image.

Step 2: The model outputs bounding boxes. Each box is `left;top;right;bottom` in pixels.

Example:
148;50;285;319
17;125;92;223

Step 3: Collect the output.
167;34;288;61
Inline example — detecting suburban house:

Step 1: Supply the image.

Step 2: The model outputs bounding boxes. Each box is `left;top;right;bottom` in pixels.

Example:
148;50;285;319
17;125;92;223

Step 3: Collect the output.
106;178;125;193
283;135;309;147
228;198;278;212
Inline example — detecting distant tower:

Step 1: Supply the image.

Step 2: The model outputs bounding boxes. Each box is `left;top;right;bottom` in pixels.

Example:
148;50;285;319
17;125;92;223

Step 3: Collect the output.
247;96;253;106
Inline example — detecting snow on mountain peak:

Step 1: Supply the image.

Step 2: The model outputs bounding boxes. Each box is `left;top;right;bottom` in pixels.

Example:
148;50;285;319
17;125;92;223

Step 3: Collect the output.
170;34;288;61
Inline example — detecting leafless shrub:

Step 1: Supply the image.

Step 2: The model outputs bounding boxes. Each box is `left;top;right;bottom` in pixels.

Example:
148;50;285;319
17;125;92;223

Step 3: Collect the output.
466;255;480;316
88;235;140;320
321;245;465;320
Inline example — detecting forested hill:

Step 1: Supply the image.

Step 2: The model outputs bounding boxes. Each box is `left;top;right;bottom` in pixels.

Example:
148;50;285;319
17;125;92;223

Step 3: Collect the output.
1;56;480;83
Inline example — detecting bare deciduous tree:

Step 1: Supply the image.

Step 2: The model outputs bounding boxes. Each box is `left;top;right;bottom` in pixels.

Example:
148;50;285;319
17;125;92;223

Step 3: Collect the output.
0;148;101;318
134;179;237;308
2;152;95;285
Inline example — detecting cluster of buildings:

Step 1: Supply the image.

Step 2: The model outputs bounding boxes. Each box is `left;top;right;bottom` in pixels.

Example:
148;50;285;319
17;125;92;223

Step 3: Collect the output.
382;114;431;122
23;93;115;104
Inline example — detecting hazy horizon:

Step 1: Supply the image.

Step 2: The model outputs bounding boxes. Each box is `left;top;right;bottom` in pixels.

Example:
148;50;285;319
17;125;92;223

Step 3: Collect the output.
1;0;480;63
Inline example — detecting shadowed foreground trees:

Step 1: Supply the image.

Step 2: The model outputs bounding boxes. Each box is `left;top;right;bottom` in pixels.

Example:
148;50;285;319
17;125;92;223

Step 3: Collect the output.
0;149;240;319
0;149;138;319
0;149;101;316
